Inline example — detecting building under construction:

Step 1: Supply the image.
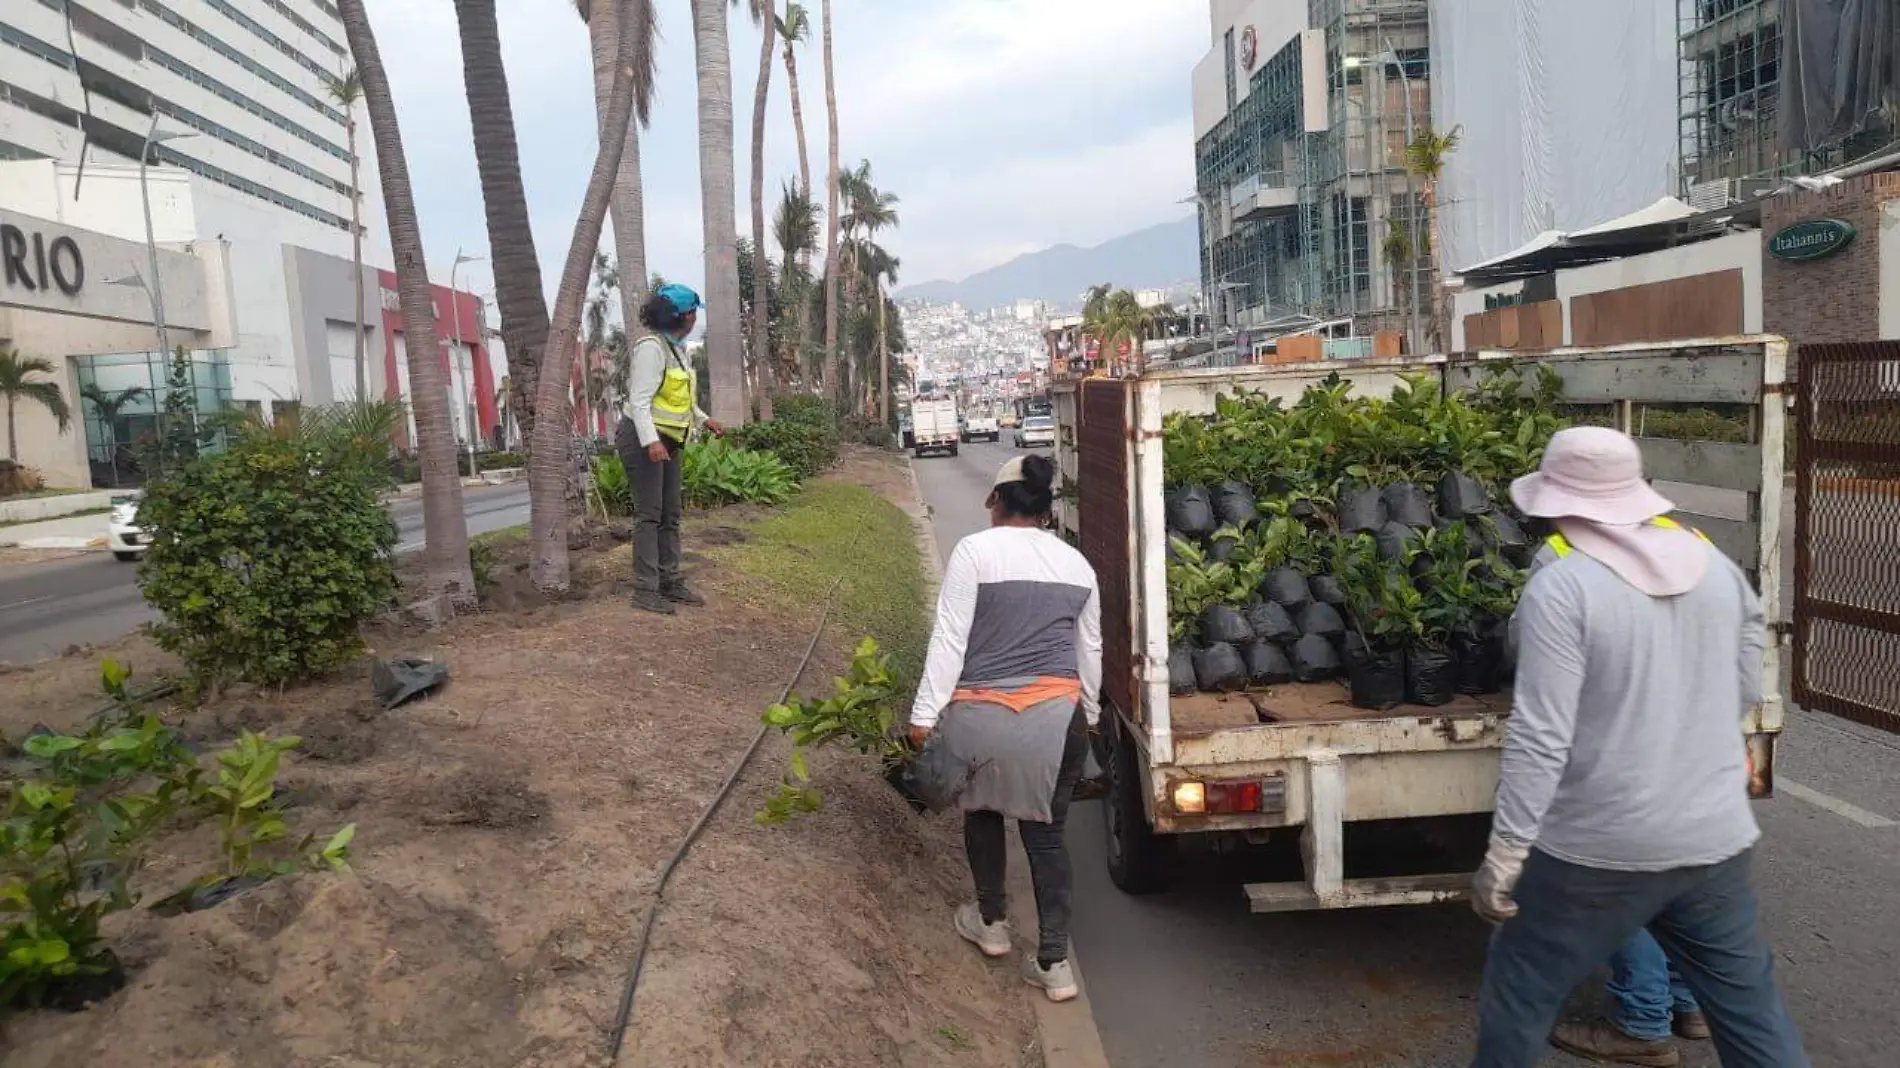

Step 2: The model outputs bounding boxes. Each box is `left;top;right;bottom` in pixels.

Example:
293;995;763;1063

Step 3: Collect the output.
1192;0;1431;352
1678;0;1899;201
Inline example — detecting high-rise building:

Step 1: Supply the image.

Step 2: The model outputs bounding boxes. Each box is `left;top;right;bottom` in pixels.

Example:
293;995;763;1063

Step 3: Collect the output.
1677;0;1899;199
1191;0;1430;347
1;0;357;237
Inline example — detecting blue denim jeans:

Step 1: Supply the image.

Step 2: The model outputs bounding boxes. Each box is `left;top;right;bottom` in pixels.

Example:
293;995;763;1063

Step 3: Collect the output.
1609;929;1701;1040
1472;848;1808;1068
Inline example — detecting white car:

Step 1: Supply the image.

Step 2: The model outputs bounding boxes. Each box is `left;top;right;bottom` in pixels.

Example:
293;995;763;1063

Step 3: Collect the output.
106;493;147;562
961;413;1001;443
1015;415;1055;449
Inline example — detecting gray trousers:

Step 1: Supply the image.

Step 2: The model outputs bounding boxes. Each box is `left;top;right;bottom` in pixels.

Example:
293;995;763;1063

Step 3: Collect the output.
966;705;1088;964
616;421;681;592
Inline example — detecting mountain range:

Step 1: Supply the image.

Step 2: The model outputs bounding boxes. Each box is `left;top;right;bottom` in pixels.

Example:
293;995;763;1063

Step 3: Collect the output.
896;216;1199;311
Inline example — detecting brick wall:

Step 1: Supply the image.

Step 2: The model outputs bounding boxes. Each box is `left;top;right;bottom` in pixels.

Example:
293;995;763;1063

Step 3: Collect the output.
1761;173;1900;365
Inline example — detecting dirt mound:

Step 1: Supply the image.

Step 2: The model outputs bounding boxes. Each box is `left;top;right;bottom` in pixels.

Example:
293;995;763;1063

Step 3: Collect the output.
0;455;1038;1068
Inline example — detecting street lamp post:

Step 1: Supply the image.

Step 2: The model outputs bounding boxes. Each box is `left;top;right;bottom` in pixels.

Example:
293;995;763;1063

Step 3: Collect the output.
135;117;196;363
449;249;485;479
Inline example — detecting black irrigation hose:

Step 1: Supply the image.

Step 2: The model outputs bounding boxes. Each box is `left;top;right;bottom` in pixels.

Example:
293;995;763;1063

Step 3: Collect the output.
605;574;847;1062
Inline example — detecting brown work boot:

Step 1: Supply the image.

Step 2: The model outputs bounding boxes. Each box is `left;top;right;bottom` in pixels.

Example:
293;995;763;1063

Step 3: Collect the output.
1550;1020;1680;1067
1673;1010;1711;1041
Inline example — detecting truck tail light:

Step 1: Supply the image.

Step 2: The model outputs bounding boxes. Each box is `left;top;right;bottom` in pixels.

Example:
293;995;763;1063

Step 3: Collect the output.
1171;779;1270;815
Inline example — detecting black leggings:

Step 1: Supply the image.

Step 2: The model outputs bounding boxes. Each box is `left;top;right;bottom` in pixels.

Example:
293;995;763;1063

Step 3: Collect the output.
963;706;1088;964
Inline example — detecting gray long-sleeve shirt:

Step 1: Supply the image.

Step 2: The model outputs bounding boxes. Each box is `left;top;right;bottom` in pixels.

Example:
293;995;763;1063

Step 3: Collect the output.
1496;541;1764;871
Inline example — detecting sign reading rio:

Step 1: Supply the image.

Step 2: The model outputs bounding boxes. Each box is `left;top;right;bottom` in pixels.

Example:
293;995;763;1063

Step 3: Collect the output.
0;222;85;297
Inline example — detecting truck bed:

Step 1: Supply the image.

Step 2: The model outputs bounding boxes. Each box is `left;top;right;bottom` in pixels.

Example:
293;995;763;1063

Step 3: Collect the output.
1169;686;1511;736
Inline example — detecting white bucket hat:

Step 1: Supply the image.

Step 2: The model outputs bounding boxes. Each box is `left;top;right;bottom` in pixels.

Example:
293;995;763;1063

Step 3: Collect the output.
1512;426;1709;596
1510;426;1674;524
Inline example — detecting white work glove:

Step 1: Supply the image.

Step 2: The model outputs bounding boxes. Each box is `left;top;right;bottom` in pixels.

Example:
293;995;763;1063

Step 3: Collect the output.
1470;838;1532;924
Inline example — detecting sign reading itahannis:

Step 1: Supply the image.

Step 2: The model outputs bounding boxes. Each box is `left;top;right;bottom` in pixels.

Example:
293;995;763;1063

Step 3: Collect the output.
1767;218;1856;262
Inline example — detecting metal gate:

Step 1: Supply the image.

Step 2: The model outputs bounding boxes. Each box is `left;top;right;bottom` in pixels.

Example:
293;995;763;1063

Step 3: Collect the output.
1793;341;1900;733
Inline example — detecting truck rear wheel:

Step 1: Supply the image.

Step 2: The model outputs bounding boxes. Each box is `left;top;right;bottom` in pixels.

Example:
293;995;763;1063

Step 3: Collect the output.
1104;717;1175;894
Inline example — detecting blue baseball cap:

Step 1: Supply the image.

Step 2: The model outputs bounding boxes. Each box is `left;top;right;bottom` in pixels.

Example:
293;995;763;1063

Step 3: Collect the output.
657;283;703;315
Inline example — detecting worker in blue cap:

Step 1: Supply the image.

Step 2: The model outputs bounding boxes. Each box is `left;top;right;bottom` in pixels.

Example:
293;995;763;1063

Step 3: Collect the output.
615;283;724;614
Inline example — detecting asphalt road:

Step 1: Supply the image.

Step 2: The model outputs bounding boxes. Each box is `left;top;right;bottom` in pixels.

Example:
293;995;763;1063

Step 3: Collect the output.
914;440;1900;1068
0;483;531;666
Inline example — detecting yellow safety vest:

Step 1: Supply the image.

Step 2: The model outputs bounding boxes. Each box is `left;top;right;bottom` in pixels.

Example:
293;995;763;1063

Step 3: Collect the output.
651;336;697;441
1544;515;1710;558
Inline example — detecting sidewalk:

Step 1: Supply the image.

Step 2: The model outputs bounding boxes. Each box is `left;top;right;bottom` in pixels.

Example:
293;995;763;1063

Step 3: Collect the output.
0;511;109;550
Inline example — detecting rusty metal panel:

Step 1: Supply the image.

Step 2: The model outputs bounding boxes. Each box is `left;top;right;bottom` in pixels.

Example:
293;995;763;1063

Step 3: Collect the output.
1077;378;1135;721
1794;341;1900;734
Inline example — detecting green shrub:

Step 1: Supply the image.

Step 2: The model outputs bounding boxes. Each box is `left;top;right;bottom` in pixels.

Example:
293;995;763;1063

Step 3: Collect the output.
682;439;798;507
481;449;527;469
137;424;398;686
840;415;894;448
728;417;839;480
593;453;632;517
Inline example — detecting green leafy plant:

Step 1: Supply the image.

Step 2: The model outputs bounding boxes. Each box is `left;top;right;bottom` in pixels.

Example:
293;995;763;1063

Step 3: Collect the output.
681;439;799;507
196;731;354;880
727;414;839;480
593;453;632;517
757;638;910;824
0;665;199;1009
136;420;399;687
468;540;498;596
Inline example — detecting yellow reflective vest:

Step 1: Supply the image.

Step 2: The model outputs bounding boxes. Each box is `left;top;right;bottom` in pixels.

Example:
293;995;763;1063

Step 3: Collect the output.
651;336;697;441
1543;514;1710;558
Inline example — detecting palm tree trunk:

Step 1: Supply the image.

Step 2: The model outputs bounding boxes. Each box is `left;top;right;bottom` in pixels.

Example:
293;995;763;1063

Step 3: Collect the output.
691;0;747;427
527;0;643;591
783;31;811;203
453;0;550;447
877;286;888;425
750;6;776;420
5;396;15;463
585;0;653;339
348;114;367;401
820;0;840;404
340;0;475;606
1423;182;1444;352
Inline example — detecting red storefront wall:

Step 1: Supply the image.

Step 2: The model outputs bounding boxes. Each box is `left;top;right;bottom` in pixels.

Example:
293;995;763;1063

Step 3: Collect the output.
376;270;498;448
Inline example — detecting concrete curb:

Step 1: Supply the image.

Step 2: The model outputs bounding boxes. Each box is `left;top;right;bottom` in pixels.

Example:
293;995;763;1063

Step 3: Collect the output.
899;454;1110;1068
16;537;107;551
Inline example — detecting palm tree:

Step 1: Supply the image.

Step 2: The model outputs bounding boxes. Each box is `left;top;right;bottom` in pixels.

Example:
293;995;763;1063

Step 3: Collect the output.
691;0;747;428
747;0;776;420
0;347;72;464
80;382;148;486
1083;288;1152;377
526;0;645;592
323;67;369;402
339;0;476;606
575;0;657;337
773;182;818;387
819;0;841;404
1404;123;1461;353
776;3;813;201
452;0;551;446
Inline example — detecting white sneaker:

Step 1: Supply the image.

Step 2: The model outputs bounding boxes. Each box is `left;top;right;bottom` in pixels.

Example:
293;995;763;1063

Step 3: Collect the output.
1022;953;1079;1002
954;903;1011;958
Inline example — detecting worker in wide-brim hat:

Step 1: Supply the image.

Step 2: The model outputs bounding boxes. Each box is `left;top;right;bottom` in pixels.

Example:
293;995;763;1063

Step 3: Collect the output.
1469;426;1808;1068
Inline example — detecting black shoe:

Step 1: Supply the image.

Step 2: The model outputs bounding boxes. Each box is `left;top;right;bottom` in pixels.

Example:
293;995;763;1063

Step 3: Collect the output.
661;583;706;607
632;590;677;615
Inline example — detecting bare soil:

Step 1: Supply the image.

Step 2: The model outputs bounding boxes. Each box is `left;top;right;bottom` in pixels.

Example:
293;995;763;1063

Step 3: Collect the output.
0;449;1038;1068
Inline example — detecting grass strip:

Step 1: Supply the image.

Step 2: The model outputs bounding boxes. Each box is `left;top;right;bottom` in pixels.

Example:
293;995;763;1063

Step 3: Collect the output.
714;481;930;681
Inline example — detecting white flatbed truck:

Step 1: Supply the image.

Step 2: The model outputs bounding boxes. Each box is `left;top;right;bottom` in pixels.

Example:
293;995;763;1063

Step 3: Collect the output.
1050;337;1788;911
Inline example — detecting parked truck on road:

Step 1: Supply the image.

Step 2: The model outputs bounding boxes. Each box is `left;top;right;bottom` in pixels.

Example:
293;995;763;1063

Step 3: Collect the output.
911;397;960;458
1051;337;1788;911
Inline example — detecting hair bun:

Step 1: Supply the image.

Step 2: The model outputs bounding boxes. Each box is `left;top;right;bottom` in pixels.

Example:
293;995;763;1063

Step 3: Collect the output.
1020;453;1056;492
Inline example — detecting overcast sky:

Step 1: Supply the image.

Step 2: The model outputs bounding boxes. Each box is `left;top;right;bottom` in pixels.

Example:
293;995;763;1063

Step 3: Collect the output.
365;0;1204;310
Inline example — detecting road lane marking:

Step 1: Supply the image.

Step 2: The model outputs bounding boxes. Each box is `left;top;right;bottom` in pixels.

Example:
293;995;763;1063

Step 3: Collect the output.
0;595;52;613
1777;777;1897;829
